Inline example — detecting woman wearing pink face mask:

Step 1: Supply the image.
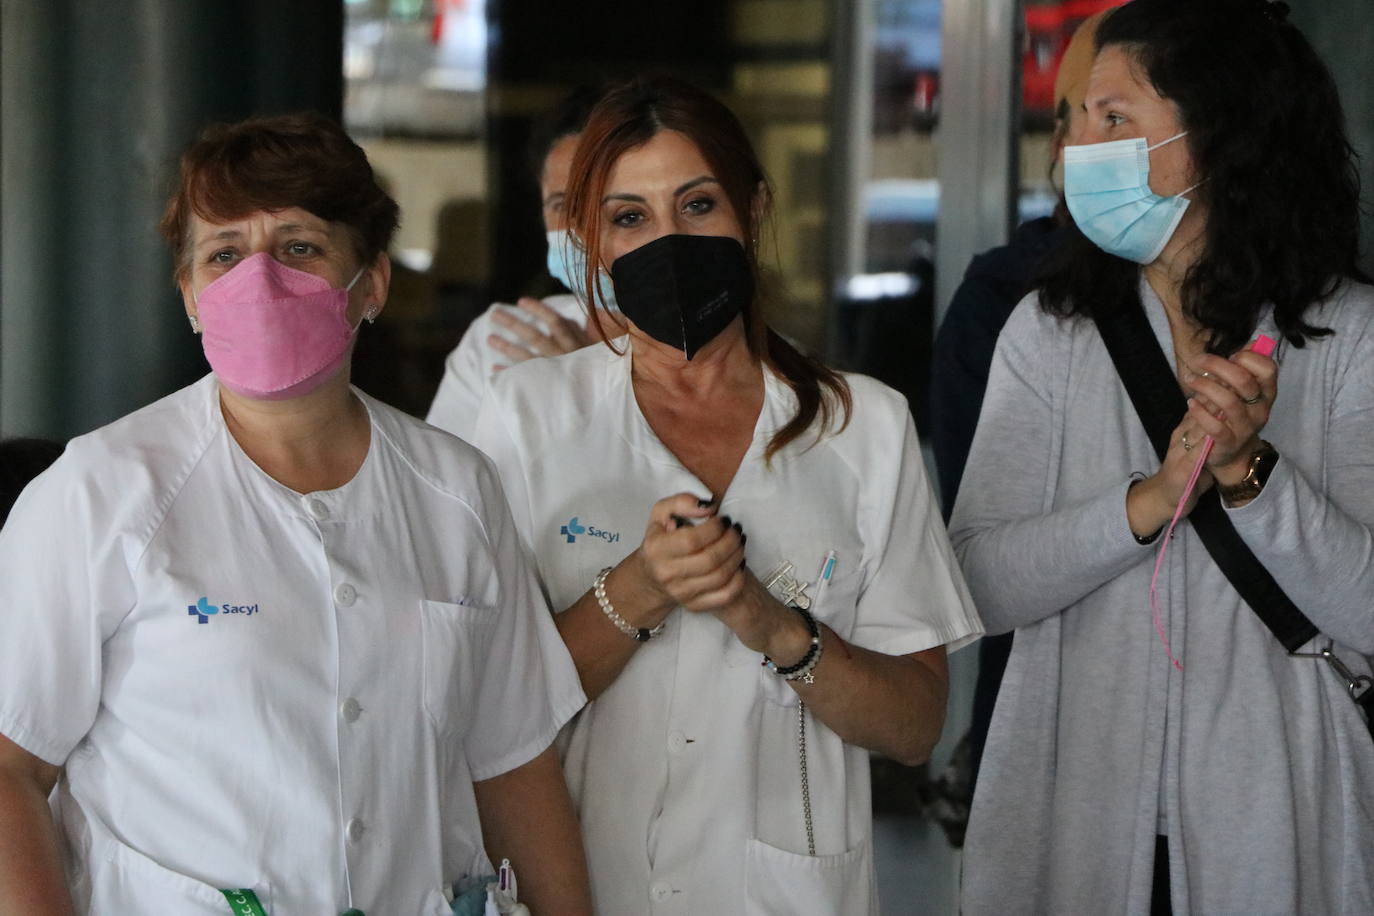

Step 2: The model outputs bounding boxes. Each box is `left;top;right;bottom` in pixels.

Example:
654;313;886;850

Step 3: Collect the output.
0;114;592;915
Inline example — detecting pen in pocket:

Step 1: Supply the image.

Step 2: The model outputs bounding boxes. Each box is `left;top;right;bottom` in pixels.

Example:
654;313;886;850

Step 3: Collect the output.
813;551;837;606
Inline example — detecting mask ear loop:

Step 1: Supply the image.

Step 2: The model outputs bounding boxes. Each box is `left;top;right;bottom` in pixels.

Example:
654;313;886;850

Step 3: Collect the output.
1146;130;1188;152
1146;130;1205;202
344;264;377;327
1175;179;1206;200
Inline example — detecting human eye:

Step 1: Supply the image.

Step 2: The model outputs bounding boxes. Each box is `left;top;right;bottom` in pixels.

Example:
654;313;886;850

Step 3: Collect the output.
1105;112;1126;128
610;208;644;228
683;195;715;216
208;248;239;266
284;240;321;259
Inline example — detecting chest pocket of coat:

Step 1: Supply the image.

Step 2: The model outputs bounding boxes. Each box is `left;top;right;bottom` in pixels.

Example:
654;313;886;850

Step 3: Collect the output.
419;599;500;736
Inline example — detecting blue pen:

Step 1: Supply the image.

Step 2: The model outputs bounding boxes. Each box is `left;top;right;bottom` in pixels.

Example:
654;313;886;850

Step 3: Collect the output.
814;551;837;606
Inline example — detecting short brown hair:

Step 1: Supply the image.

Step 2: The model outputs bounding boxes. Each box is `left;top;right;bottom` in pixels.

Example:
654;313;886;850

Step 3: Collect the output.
160;113;399;282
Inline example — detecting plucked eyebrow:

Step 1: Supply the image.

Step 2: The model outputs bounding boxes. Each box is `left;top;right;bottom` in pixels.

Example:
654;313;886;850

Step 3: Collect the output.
602;175;720;205
543;191;566;208
1089;94;1133;112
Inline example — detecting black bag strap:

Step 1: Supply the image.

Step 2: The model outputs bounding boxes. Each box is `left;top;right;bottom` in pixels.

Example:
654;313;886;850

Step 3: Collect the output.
1091;297;1320;653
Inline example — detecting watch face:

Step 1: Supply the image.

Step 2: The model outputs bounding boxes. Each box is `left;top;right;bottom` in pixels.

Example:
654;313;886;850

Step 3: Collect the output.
1252;444;1279;487
1220;442;1277;504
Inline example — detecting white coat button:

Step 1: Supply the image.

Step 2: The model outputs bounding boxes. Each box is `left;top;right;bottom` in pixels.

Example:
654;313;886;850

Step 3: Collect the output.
335;583;357;606
307;498;329;520
666;730;687;754
340;698;362;723
346;817;365;843
649;881;673;902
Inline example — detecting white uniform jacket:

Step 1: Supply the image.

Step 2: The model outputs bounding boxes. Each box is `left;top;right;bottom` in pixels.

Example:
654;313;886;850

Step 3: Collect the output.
427;293;586;441
473;341;982;916
0;375;586;915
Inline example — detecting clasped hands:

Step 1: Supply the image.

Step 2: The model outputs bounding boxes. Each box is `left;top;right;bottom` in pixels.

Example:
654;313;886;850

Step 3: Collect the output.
1128;345;1278;534
620;493;813;662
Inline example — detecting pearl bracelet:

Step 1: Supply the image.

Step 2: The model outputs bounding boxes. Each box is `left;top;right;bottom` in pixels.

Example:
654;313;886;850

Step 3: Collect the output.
763;604;823;684
593;566;665;642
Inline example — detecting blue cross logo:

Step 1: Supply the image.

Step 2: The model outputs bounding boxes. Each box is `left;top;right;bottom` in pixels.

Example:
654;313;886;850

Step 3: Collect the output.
187;596;219;624
560;516;586;543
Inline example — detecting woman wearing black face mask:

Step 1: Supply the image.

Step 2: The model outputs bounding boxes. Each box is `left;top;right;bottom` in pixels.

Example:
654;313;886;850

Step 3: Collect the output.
472;76;982;915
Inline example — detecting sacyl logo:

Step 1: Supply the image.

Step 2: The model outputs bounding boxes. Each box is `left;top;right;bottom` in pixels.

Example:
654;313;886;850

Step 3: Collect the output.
558;516;621;545
187;596;261;625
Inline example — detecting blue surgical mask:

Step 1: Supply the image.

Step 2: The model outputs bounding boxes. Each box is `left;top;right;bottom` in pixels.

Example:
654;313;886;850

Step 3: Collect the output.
545;229;617;310
1063;131;1200;264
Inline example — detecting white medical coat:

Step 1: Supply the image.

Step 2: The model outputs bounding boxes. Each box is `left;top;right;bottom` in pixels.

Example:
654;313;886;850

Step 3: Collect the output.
473;342;982;915
427;293;586;441
0;375;586;915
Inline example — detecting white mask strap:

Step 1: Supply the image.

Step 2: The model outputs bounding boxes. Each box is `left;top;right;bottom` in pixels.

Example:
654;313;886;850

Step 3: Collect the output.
1147;130;1188;152
1176;177;1207;199
345;265;368;292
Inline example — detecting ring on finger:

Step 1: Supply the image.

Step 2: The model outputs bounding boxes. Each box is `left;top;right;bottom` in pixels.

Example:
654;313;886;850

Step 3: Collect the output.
1180;431;1194;452
1241;392;1263;405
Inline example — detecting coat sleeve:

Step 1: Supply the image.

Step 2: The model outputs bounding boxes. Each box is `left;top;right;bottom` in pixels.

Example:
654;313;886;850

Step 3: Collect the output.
851;402;983;655
0;448;136;765
426;305;502;442
948;301;1157;636
1226;298;1374;654
463;457;587;781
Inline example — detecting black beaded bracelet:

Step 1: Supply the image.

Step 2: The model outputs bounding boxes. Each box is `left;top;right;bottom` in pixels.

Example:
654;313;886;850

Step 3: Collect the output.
763;604;823;683
1128;473;1164;545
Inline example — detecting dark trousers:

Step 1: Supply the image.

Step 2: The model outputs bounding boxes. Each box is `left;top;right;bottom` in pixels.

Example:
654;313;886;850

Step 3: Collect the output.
1152;835;1172;915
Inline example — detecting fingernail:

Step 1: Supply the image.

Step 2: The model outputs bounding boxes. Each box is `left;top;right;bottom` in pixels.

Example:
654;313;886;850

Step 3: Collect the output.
697;496;716;508
671;514;689;529
740;533;748;546
740;558;747;569
721;515;733;529
732;521;743;534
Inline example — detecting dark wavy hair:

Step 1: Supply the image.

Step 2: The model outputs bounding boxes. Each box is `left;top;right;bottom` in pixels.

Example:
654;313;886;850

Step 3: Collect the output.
565;75;851;459
160;113;399;284
524;84;606;179
1039;0;1366;354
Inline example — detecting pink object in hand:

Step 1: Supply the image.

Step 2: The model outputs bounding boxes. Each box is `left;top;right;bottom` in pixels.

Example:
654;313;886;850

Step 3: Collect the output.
1148;333;1276;670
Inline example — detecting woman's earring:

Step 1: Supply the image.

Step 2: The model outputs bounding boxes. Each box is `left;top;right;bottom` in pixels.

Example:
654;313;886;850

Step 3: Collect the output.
364;306;378;325
188;314;202;334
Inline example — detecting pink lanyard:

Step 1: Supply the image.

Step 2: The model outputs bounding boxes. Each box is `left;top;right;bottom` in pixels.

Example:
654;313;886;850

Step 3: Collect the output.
1148;334;1277;669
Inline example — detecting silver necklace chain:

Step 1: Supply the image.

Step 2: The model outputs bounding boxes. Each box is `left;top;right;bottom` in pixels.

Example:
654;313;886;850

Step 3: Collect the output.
798;700;815;855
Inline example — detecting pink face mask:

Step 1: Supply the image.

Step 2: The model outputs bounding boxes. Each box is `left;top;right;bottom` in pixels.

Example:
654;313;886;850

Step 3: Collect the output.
194;252;367;401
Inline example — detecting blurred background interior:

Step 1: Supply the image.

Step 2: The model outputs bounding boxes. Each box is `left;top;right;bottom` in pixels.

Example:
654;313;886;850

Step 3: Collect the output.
2;1;1372;911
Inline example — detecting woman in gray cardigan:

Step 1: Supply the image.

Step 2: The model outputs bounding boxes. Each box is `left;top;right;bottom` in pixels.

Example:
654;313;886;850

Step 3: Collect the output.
952;1;1374;913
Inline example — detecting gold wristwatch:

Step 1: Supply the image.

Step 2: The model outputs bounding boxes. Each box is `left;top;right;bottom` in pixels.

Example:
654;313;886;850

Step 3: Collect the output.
1217;440;1279;505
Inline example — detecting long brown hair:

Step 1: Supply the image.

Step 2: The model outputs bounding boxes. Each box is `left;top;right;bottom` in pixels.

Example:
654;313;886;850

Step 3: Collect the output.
565;75;850;459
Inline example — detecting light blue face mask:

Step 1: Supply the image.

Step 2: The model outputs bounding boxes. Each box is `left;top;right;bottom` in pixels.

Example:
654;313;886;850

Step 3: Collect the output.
1063;131;1201;264
546;229;618;310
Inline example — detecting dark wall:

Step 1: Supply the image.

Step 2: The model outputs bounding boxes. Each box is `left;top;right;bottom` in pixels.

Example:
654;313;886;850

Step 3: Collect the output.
1291;0;1374;277
0;0;343;439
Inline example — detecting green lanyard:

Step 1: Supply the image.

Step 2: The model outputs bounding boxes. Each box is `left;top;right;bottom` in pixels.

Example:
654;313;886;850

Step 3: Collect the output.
220;889;268;916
